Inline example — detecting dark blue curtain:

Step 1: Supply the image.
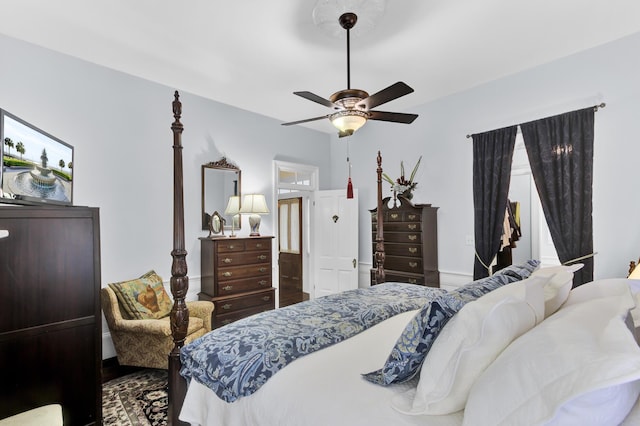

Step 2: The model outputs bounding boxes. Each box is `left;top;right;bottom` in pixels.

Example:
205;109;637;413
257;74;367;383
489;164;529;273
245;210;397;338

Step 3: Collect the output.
520;107;594;287
472;126;517;279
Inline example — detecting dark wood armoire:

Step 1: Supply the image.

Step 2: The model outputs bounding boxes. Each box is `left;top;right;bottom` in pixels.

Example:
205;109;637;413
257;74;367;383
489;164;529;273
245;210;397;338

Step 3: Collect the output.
0;206;102;425
370;196;440;287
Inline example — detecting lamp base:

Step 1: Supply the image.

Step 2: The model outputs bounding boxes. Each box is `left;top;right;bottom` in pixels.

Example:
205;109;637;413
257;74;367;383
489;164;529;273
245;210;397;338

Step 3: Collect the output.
249;214;261;236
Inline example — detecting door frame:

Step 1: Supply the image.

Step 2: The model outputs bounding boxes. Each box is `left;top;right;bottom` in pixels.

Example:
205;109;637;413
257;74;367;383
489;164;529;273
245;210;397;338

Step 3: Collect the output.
272;160;319;304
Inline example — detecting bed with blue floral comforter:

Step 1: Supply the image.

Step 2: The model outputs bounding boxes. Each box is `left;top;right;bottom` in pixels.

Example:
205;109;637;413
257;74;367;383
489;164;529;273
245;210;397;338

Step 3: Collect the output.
180;282;446;403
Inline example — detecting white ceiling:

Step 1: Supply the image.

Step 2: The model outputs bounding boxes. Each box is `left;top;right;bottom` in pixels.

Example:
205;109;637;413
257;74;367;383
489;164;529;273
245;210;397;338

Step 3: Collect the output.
2;0;640;133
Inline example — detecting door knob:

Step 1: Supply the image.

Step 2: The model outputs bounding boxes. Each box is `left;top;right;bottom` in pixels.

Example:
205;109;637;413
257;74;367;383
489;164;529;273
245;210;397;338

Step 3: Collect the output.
353;259;357;268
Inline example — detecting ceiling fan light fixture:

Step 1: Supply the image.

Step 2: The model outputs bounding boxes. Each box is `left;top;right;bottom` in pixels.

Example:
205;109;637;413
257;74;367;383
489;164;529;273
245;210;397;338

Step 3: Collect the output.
330;109;368;135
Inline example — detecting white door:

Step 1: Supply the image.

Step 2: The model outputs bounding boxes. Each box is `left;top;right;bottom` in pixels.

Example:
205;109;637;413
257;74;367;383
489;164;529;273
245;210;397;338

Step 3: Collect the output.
312;189;359;298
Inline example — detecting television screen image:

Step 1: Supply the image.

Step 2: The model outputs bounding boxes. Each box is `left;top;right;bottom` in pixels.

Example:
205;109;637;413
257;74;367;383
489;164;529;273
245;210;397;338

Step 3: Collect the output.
1;110;73;206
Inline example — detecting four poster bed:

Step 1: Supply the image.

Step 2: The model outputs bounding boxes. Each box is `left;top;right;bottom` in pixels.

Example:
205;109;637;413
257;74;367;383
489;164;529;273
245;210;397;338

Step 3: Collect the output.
167;92;640;425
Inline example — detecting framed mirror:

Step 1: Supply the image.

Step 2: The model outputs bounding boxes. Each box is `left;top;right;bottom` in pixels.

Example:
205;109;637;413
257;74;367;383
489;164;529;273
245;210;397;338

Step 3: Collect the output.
201;158;241;231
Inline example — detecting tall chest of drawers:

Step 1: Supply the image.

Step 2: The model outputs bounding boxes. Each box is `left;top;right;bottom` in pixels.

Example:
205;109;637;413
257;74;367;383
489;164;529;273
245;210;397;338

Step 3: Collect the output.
370;196;440;287
199;236;275;328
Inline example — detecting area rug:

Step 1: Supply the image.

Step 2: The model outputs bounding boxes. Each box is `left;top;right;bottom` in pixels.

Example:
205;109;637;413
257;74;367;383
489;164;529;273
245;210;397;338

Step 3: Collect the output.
103;369;168;426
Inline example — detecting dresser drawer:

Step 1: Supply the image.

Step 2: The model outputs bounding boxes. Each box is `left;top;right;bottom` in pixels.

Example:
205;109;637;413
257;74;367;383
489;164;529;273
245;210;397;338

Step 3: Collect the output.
245;239;271;251
385;255;423;273
216;240;247;253
374;242;422;258
372;221;421;232
384;271;425;285
214;302;275;328
382;231;422;244
217;263;271;280
374;210;421;222
213;289;275;316
217;250;270;267
217;275;272;295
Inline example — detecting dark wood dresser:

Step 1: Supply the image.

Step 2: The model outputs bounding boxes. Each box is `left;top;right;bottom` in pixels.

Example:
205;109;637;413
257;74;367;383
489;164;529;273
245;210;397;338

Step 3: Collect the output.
370;196;440;287
0;206;102;425
199;236;275;328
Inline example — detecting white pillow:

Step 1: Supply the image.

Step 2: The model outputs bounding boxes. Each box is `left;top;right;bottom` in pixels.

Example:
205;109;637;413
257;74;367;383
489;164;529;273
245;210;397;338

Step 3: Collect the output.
392;275;547;415
564;278;633;307
531;263;583;318
463;290;640;426
545;379;640;426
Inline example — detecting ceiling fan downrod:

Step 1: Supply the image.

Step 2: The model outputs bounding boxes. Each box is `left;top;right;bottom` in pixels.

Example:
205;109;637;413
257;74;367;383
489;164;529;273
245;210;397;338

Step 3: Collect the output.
339;12;358;90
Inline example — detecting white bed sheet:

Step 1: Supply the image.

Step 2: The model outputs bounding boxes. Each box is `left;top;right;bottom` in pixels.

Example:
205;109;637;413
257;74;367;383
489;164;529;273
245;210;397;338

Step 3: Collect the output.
180;307;640;426
179;310;463;426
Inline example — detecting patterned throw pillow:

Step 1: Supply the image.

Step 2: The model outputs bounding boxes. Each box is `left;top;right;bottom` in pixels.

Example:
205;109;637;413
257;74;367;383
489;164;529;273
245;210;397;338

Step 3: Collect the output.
362;260;540;385
108;270;173;320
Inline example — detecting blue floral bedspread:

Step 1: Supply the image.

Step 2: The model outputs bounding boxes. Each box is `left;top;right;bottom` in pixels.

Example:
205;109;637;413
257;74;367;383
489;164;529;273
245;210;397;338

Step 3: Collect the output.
180;282;446;402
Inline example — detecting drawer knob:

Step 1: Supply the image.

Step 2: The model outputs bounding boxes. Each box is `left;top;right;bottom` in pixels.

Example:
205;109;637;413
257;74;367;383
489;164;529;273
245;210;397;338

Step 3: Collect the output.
228;245;235;249
221;319;232;325
262;296;271;301
256;243;263;248
222;285;233;291
258;280;267;286
258;267;267;273
409;279;417;284
223;258;233;264
257;255;267;260
408;235;417;241
407;224;417;230
408;247;418;254
222;303;232;310
408;214;417;220
390;213;399;219
223;272;232;277
409;262;418;268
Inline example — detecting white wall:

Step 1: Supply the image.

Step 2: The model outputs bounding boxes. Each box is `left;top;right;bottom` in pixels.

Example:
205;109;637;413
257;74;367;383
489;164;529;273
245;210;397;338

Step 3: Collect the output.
4;30;640;358
336;31;640;283
0;34;332;358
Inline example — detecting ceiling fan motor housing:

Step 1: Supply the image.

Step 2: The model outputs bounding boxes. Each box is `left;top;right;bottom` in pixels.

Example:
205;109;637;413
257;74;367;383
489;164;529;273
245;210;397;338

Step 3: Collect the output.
330;89;369;110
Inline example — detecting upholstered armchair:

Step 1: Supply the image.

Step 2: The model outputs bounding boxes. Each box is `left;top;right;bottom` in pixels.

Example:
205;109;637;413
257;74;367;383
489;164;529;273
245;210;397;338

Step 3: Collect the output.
101;285;213;370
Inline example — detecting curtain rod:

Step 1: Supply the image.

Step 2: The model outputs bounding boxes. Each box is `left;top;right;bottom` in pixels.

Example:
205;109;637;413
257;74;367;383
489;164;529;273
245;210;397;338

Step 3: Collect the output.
465;102;606;139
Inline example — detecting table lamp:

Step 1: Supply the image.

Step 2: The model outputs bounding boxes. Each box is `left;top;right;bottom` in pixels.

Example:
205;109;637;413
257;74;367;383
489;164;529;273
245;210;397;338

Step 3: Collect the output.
224;195;241;237
239;194;269;236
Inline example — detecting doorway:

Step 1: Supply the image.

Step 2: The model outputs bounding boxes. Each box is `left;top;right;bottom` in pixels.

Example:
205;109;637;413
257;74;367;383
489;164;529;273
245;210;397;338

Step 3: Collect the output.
509;131;559;266
274;161;318;304
278;197;307;307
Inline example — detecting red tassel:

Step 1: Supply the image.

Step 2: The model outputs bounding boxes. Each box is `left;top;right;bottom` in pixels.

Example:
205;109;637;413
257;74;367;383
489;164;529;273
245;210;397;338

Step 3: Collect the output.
346;177;354;199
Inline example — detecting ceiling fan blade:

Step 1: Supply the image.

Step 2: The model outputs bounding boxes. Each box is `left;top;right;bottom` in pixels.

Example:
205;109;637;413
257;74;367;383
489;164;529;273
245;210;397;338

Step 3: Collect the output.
281;115;329;126
357;82;414;110
368;110;419;124
294;91;337;108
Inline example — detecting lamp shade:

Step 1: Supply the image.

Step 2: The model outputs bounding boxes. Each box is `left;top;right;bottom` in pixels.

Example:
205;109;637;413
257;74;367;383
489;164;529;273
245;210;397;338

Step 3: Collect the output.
239;194;270;214
630;264;640;279
239;194;269;236
224;195;241;215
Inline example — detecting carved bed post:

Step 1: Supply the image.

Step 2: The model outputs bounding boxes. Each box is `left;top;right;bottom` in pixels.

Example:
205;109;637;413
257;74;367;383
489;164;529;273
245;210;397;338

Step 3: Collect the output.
168;91;189;426
374;151;386;284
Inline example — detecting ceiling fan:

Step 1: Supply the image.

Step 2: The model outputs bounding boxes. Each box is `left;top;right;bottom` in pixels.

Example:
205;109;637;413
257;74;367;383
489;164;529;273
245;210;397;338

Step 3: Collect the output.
281;12;418;137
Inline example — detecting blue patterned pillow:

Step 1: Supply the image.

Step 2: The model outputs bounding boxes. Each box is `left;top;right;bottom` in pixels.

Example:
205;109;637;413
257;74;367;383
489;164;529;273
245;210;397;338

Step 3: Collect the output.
363;260;540;385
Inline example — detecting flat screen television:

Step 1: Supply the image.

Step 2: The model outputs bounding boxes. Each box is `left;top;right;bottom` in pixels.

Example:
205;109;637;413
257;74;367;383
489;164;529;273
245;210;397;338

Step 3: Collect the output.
1;109;73;206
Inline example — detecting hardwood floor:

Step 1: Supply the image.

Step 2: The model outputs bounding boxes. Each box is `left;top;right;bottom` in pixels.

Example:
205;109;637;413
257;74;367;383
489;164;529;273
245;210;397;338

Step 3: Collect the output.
101;357;143;384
